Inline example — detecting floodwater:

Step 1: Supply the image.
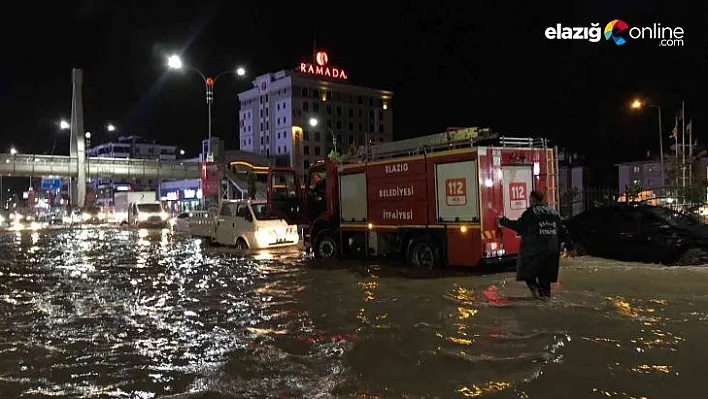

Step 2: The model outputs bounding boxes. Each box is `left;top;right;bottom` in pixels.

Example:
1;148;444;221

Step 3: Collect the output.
1;227;708;398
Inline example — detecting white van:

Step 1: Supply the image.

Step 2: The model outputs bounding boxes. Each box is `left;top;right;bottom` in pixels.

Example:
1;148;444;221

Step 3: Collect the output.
214;199;299;249
127;202;169;228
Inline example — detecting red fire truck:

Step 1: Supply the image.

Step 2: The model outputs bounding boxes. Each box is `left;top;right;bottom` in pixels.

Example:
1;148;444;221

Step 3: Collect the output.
266;127;558;268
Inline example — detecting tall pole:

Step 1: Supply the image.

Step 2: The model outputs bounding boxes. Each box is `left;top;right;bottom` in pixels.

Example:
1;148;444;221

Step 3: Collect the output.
656;106;665;192
205;79;214;162
689;119;693;186
681;101;686;188
675;116;679;187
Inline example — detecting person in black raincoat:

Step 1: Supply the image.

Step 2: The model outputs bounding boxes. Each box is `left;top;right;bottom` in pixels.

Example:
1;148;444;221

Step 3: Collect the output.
498;190;567;299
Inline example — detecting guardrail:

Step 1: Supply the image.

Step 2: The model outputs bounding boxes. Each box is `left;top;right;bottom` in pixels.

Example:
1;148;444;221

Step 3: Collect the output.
0;153;201;179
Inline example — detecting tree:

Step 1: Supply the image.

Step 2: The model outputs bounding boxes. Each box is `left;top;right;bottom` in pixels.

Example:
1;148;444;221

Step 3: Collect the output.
624;181;643;203
247;171;257;200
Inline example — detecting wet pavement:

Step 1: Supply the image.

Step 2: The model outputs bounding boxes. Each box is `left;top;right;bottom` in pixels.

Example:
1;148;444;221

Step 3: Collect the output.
1;227;708;398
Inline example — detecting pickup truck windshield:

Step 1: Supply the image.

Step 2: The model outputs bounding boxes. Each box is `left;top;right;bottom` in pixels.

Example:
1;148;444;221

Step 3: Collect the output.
251;204;280;220
137;203;162;213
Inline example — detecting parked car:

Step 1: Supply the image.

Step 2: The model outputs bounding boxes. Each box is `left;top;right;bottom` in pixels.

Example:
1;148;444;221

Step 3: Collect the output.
171;210;214;237
213;199;299;249
566;204;708;265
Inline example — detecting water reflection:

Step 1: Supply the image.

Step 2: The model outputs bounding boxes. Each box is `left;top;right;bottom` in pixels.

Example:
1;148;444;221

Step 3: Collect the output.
1;229;708;397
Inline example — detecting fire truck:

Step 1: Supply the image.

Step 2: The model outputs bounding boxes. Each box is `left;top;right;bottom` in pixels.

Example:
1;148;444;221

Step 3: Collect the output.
266;127;559;268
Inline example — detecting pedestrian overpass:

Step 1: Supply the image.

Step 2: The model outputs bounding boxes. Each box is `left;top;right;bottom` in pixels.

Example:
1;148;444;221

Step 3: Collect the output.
0;153;201;179
18;68;274;207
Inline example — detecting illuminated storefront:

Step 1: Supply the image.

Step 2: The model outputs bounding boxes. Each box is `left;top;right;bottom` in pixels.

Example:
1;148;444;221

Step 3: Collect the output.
159;179;203;213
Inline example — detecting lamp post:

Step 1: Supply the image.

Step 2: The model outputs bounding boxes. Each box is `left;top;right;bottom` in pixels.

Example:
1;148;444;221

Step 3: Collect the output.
167;54;246;162
631;99;665;192
309;117;338;157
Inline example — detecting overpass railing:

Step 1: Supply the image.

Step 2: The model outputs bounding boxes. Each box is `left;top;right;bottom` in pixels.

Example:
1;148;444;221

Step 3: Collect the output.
0;153;201;179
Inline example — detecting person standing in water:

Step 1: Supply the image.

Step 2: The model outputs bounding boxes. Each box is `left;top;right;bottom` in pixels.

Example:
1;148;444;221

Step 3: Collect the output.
498;190;566;300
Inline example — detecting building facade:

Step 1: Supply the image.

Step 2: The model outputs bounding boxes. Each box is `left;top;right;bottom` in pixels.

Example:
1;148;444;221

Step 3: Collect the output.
237;51;393;176
617;159;664;194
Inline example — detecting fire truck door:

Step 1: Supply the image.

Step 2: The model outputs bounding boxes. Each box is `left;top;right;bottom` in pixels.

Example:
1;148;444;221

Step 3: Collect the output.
501;165;534;254
267;168;303;225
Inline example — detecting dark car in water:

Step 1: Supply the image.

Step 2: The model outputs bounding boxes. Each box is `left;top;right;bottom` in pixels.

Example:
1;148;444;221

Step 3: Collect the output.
566;204;708;265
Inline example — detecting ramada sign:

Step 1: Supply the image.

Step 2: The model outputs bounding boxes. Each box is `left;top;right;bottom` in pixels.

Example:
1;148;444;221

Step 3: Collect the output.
299;51;348;80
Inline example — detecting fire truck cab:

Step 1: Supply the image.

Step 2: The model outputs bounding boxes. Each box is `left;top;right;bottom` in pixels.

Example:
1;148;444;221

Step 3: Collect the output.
266;127;558;269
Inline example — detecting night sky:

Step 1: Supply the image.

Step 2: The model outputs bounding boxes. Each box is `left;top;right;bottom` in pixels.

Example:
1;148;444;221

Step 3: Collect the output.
1;0;706;188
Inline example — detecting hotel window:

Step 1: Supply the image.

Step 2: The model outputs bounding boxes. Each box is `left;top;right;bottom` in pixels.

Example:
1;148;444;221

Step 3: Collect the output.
336;106;342;116
379;124;384;133
326;91;332;101
315;132;321;141
313;89;320;99
304;130;310;141
337;121;342;129
348;108;354;117
277;118;281;125
357;95;363;105
277;103;280;110
304;146;310;155
326;133;333;142
303;101;309;111
348;135;354;145
334;92;341;101
369;97;374;106
304;160;310;169
633;166;640;173
315;146;321;156
326;105;332;115
313;102;320;112
302;88;309;97
348;122;353;131
358;108;363;117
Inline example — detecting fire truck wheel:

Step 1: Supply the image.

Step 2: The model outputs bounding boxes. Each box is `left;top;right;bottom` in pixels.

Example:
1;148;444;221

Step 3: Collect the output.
314;230;338;259
407;237;441;269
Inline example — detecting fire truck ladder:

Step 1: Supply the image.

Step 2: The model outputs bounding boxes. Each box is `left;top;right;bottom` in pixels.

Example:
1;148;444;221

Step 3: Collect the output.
360;127;497;161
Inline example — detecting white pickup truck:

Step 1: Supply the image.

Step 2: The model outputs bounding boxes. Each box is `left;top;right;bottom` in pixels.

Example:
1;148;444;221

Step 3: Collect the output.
213;199;299;249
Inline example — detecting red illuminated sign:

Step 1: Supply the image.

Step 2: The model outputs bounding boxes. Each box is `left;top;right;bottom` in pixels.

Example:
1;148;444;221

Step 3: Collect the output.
299;51;348;80
316;51;328;66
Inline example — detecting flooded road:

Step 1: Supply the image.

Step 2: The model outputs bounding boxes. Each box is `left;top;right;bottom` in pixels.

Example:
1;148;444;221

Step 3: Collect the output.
1;227;708;398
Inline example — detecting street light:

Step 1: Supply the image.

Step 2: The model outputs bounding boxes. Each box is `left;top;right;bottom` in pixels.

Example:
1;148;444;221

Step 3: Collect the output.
107;124;116;132
167;55;182;69
180;149;185;155
59;120;70;130
308;117;338;155
10;148;17;155
166;54;247;161
85;132;91;139
631;98;665;191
